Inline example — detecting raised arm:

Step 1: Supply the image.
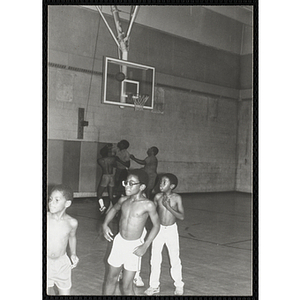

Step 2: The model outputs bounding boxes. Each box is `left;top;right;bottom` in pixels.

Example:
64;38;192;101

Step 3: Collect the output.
68;218;79;267
163;194;185;220
130;154;146;165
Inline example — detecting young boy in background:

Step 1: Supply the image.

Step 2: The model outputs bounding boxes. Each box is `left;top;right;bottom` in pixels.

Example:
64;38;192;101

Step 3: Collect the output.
114;140;131;194
97;145;117;213
47;184;79;295
130;146;159;199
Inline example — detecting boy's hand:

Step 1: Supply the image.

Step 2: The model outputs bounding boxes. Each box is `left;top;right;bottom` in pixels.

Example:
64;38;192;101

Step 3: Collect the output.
103;224;114;242
70;255;79;269
133;243;147;257
162;197;171;209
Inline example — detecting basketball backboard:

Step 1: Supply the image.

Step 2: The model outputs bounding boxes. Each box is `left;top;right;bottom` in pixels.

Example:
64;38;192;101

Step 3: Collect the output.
102;56;155;110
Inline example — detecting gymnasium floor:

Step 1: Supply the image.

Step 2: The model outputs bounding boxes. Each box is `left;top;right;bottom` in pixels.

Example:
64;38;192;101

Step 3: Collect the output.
64;192;253;296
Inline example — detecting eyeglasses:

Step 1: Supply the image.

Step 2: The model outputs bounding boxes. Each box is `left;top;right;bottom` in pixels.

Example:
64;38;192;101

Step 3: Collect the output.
122;180;141;187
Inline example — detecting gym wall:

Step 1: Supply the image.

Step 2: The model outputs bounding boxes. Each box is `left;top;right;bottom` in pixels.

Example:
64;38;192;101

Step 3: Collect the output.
47;6;252;194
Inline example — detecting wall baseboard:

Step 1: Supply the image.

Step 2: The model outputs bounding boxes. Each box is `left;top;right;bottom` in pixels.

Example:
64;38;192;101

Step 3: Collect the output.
73;192;108;198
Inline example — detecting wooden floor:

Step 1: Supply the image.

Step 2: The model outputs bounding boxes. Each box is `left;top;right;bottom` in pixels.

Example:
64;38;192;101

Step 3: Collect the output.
63;192;253;296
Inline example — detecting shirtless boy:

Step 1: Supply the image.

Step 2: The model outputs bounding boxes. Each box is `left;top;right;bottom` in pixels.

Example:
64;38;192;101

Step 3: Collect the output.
102;169;160;295
130;146;159;199
114;140;131;194
97;145;117;213
47;184;79;295
144;173;185;296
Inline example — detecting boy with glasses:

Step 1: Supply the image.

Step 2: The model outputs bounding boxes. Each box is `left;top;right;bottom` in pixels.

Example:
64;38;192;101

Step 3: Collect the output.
102;169;160;295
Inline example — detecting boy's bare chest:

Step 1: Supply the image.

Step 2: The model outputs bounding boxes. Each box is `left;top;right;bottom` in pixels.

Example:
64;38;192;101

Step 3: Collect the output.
159;195;176;209
48;218;71;238
122;200;147;218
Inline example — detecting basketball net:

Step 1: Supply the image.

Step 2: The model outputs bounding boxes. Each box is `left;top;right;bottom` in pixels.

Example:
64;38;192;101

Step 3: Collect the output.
133;94;149;111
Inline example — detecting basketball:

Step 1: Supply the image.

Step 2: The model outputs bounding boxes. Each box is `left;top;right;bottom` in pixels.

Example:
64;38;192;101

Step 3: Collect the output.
115;72;126;82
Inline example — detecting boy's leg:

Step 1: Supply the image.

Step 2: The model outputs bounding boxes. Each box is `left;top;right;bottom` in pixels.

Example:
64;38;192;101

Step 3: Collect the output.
134;228;147;286
108;175;115;201
57;287;71;295
118;169;128;195
98;174;110;200
149;229;164;288
106;179;114;213
97;184;106;200
165;225;184;289
122;269;136;295
115;168;121;186
108;186;114;201
47;254;72;296
104;265;122;295
134;257;144;287
47;286;56;295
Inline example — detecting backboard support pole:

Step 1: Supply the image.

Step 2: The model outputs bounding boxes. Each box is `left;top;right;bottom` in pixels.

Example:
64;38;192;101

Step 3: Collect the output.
95;5;142;108
95;6;120;48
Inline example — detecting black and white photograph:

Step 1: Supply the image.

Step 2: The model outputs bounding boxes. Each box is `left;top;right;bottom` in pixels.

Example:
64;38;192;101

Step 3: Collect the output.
6;1;300;300
44;1;257;297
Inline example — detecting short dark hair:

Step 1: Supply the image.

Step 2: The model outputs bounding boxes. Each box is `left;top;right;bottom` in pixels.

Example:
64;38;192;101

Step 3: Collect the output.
119;140;130;149
162;173;178;189
50;184;73;201
152;146;159;155
100;146;109;157
128;169;149;187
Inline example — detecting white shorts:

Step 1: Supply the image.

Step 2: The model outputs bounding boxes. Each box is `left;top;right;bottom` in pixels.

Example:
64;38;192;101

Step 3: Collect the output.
47;253;72;290
100;174;115;187
108;233;143;271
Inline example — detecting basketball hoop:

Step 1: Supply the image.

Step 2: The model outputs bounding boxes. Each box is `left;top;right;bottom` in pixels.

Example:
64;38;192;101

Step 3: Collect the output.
133;94;149;111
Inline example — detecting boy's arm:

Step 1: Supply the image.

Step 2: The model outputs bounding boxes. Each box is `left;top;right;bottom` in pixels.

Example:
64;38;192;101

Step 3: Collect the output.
133;202;160;257
102;197;124;242
153;193;160;207
163;195;185;220
144;203;160;247
115;156;130;168
97;158;105;168
130;154;146;165
69;218;79;267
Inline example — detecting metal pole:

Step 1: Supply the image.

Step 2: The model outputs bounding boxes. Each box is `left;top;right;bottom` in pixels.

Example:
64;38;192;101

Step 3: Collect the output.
111;6;128;54
95;6;120;48
126;6;139;38
110;6;129;106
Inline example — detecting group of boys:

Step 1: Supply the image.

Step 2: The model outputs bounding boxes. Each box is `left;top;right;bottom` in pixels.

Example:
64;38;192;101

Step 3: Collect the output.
97;140;159;212
47;142;185;296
